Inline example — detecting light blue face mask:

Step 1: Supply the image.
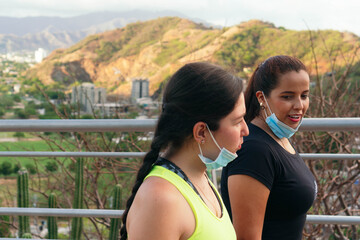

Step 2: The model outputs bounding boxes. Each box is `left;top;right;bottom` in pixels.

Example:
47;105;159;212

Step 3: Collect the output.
198;124;238;170
262;92;302;139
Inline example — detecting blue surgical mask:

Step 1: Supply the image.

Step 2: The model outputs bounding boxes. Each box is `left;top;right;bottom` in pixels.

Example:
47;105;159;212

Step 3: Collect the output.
198;124;238;170
262;92;302;139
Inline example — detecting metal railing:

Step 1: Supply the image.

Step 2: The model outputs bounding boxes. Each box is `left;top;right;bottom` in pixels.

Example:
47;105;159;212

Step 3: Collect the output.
0;117;358;132
0;118;358;160
0;117;359;237
0;207;359;224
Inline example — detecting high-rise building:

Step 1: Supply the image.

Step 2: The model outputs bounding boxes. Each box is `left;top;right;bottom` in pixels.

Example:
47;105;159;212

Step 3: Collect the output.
71;83;106;113
131;78;149;103
35;48;47;63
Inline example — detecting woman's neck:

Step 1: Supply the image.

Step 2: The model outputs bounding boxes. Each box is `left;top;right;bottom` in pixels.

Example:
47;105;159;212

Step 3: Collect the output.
251;116;272;136
251;116;295;154
165;144;207;184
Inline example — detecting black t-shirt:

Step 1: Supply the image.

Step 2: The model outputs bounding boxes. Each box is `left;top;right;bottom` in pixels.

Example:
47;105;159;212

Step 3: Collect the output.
221;123;317;240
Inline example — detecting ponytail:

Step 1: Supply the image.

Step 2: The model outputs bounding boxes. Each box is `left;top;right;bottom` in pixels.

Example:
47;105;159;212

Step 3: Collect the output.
120;136;163;240
244;66;261;123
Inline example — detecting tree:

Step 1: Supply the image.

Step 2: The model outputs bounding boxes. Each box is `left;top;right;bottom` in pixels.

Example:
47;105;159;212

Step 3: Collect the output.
45;161;58;172
13;132;25;140
0;107;5;118
0;95;14;110
13;163;21;174
0;199;11;237
292;30;360;240
0;161;13;177
25;164;36;175
14;109;29;119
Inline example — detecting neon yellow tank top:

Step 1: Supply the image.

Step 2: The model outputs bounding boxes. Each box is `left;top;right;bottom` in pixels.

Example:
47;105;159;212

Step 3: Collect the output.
145;165;236;240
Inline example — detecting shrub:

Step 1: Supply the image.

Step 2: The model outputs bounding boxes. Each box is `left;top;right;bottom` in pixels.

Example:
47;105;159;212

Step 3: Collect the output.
0;161;12;176
25;164;36;175
13;132;25;139
0;215;11;237
45;161;58;172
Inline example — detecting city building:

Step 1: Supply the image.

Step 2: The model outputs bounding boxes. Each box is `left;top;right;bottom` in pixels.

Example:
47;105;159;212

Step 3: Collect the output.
94;102;130;117
71;83;106;114
131;78;149;103
35;48;48;63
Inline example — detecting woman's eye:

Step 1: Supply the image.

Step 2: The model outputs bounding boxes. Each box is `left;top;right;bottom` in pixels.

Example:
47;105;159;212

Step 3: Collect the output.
301;94;308;99
236;119;244;125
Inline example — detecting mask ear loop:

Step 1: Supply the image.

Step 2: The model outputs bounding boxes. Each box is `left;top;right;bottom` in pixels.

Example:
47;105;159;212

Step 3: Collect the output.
261;91;273;118
205;124;222;151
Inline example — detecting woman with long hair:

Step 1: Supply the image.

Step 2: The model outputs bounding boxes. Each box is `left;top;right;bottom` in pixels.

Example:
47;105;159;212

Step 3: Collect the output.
120;62;249;240
221;55;317;240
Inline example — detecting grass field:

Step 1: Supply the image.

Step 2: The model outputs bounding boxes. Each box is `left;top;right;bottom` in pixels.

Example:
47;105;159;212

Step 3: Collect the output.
0;136;77;178
0;139;59;167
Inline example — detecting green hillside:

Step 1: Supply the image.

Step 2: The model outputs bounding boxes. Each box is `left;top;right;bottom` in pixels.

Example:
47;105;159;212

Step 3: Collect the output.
25;17;360;95
215;20;359;75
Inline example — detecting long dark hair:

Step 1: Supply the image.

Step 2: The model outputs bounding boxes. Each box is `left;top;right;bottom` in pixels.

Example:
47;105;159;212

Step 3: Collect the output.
244;55;307;123
120;62;243;239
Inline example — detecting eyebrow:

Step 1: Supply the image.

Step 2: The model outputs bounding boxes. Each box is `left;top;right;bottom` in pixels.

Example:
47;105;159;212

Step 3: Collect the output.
280;90;310;94
233;113;246;121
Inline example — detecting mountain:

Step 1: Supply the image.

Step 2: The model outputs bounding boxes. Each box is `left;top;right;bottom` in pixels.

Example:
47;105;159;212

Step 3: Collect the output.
24;17;360;96
0;11;217;53
0;31;89;54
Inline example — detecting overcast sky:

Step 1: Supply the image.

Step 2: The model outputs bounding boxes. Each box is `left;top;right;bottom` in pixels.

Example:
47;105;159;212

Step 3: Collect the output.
1;0;360;36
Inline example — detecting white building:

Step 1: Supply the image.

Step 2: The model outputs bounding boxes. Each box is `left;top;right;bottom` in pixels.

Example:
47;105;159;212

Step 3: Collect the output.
35;48;47;63
13;84;21;93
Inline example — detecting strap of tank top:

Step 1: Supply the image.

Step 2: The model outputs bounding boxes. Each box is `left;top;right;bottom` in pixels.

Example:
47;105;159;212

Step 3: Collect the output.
154;157;203;201
154;157;223;216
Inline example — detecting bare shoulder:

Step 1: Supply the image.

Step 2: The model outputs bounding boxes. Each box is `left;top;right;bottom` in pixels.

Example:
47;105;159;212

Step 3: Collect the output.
127;176;195;240
140;176;184;202
228;174;270;239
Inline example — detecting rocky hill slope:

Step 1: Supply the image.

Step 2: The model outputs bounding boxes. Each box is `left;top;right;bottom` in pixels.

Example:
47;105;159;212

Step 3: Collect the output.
25;17;360;96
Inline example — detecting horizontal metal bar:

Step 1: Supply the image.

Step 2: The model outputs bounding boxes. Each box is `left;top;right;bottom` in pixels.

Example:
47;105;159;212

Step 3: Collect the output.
0;151;146;158
0;207;123;218
300;118;360;131
0;118;358;132
0;239;44;240
0;119;157;132
0;152;358;160
306;215;360;225
301;154;360;160
0;208;358;225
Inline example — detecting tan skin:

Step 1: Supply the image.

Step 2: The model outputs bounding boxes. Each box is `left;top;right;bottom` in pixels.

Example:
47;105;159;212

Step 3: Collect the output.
228;70;310;240
127;93;248;240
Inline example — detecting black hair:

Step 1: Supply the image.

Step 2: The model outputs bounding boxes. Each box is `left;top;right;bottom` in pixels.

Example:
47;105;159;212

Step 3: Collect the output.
244;55;307;123
120;62;243;239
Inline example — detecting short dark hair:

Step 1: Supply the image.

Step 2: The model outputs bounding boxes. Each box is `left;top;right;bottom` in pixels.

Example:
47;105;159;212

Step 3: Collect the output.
244;55;307;123
120;62;243;240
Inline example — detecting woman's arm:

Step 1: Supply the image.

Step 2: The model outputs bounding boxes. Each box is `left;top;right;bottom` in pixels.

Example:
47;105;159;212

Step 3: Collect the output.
228;174;270;240
127;176;195;240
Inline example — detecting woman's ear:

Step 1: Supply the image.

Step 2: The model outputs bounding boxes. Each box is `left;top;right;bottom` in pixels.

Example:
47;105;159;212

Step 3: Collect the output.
256;91;265;105
193;122;207;144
